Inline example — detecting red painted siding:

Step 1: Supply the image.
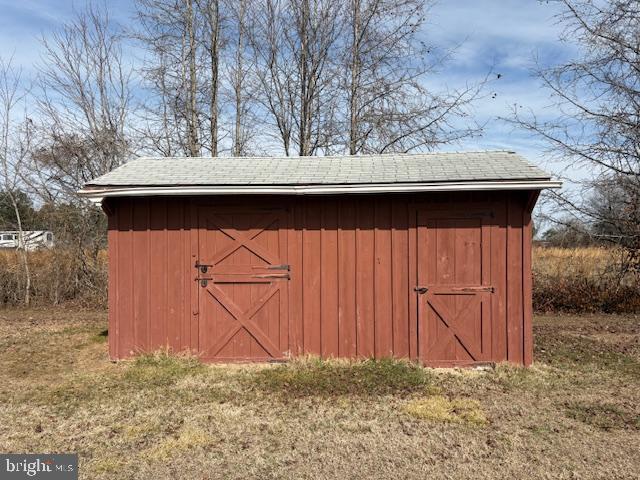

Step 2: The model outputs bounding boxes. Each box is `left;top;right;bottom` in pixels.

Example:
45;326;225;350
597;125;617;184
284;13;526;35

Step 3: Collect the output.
106;191;536;365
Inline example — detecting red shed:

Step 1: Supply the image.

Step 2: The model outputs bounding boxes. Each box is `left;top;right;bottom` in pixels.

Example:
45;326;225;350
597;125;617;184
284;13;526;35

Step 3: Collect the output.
80;151;560;366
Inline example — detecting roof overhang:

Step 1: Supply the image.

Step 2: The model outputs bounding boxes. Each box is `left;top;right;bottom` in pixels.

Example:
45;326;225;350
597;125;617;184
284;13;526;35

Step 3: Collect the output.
79;179;562;205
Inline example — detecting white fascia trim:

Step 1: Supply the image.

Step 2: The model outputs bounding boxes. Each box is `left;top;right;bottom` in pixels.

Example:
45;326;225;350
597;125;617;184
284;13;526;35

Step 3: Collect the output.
80;179;562;204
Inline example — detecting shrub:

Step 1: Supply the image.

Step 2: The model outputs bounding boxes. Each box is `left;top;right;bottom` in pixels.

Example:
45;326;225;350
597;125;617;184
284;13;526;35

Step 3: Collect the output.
533;247;640;313
0;248;107;307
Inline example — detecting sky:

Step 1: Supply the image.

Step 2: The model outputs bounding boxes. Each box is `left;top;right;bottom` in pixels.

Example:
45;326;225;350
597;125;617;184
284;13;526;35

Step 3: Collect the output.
0;0;579;181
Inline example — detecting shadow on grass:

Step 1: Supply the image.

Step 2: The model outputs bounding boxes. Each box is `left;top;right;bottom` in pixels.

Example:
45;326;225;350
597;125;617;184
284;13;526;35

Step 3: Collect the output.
535;329;640;378
565;400;640;431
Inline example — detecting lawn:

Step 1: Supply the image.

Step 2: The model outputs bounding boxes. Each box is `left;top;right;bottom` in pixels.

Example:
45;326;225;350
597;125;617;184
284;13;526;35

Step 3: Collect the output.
0;310;638;479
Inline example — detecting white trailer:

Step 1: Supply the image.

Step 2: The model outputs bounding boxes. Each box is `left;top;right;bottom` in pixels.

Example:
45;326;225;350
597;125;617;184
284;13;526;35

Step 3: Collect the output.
0;231;55;250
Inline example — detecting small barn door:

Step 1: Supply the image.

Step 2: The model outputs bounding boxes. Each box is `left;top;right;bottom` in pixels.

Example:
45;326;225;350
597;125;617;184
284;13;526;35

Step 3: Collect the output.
416;210;493;365
196;207;289;361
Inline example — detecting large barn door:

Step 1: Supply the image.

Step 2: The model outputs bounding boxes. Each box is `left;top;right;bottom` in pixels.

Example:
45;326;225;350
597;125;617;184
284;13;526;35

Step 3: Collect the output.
196;207;289;361
416;210;493;365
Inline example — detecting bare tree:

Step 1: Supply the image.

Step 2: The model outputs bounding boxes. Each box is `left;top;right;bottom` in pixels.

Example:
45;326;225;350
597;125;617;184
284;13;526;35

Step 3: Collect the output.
511;0;640;276
341;0;486;154
247;0;295;155
33;2;133;201
248;0;344;156
23;4;133;303
200;0;222;156
136;0;199;156
185;0;201;156
246;0;486;156
0;58;33;305
224;0;255;156
136;0;224;156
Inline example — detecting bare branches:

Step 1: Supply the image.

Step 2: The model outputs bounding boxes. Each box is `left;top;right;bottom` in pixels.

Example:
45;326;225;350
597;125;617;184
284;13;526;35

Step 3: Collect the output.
0;57;33;305
134;0;484;157
341;0;486;154
510;0;640;276
135;0;224;156
223;0;256;156
34;2;134;201
245;0;344;156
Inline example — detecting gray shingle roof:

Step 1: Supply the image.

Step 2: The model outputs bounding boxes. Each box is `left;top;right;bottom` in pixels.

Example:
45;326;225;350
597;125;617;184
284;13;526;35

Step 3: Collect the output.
84;151;552;188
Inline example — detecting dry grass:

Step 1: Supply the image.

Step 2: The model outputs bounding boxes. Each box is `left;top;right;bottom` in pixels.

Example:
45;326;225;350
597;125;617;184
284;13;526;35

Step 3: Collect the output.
0;308;639;479
533;246;612;275
404;396;488;426
533;246;640;313
0;249;107;307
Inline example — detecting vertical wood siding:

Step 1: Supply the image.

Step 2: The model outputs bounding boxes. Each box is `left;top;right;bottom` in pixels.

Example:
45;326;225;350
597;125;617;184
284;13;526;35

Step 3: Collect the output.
107;191;535;365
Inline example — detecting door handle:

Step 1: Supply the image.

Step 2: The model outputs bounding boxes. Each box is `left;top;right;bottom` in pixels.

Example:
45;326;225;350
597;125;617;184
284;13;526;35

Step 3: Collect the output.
265;264;290;271
414;286;429;294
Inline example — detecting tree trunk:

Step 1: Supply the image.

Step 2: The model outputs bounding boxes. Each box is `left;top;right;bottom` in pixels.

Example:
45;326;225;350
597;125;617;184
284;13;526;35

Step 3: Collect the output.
186;0;200;156
298;0;310;156
232;0;245;157
10;194;30;306
349;0;361;155
208;0;220;157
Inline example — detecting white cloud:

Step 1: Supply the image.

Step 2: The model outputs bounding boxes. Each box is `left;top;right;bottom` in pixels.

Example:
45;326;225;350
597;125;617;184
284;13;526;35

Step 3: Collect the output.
420;0;588;184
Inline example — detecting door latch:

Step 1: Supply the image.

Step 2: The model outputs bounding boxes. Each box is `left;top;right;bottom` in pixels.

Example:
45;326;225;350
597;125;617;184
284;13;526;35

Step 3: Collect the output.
414;286;429;294
195;260;213;274
196;277;212;287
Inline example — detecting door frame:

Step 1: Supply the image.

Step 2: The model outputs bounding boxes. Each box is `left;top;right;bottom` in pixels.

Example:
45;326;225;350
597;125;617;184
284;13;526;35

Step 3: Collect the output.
409;203;497;366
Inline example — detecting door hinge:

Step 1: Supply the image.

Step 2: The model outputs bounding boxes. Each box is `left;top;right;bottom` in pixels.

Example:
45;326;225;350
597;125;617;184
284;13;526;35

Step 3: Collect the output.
252;273;290;280
414;286;429;294
450;286;495;293
266;264;290;271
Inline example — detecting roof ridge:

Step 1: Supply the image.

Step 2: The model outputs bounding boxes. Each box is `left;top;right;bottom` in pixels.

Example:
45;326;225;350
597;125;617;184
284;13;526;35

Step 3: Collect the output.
131;150;518;161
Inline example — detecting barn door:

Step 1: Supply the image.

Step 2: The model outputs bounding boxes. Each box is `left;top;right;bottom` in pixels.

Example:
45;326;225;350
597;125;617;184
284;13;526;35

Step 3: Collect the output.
416;210;493;365
196;207;289;361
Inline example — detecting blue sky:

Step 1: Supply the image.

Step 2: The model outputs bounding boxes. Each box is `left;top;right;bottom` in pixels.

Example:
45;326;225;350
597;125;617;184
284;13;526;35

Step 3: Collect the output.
0;0;578;180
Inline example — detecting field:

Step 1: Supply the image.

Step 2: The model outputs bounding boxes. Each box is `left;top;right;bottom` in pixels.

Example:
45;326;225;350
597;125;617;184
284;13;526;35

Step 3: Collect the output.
533;247;639;313
0;309;639;479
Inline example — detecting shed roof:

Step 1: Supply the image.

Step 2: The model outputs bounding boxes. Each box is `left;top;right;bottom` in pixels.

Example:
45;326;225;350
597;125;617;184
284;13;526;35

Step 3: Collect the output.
79;151;560;200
